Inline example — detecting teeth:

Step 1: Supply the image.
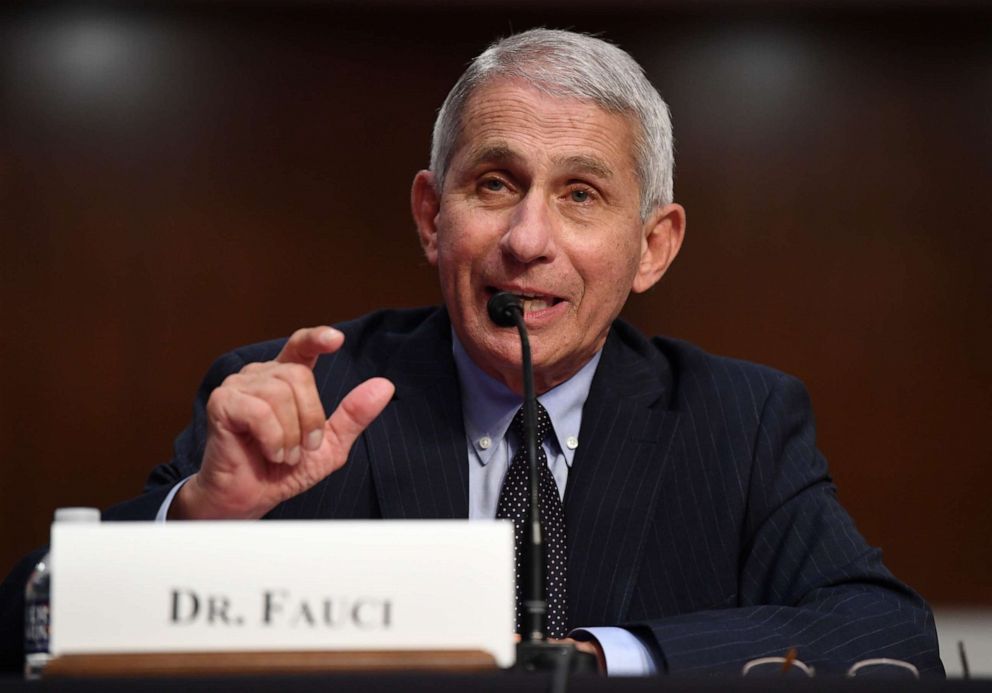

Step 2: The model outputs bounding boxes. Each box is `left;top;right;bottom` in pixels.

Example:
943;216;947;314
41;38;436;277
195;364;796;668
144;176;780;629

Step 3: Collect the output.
522;298;550;313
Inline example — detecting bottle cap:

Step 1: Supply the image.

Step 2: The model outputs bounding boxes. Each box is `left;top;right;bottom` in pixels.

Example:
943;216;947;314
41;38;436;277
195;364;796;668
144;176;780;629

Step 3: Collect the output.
53;507;101;523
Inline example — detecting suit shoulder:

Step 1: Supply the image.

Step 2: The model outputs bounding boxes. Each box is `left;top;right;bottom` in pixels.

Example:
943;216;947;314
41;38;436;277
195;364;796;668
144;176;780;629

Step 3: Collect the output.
335;306;440;349
609;322;799;410
656;336;789;385
628;330;821;474
332;306;444;370
218;307;439;370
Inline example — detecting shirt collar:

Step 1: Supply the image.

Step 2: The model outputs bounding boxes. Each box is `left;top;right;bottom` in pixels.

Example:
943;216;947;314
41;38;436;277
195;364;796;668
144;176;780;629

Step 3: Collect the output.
452;330;601;468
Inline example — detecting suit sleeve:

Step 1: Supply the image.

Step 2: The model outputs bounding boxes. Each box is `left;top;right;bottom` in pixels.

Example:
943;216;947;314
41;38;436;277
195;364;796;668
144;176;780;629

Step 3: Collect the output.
626;374;944;677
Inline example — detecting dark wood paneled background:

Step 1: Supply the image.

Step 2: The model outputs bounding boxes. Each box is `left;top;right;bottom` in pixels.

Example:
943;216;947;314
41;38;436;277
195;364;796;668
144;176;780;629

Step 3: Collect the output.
1;2;989;604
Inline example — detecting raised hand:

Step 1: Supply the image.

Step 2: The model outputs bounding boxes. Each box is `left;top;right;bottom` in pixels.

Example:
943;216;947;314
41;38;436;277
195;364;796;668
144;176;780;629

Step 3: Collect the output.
171;326;394;519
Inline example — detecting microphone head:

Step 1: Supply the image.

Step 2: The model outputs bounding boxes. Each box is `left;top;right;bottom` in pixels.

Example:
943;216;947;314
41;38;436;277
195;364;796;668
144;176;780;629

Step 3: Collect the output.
487;291;522;327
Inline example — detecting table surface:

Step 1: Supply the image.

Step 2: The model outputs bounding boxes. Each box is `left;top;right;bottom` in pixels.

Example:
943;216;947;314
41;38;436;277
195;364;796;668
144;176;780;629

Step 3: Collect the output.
1;672;991;692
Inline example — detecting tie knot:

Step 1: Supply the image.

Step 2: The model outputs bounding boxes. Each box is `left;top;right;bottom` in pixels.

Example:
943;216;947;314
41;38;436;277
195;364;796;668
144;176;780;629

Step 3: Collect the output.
511;401;553;445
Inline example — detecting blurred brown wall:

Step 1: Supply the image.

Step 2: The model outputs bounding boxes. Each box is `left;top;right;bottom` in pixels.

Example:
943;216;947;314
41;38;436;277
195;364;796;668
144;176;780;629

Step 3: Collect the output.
1;3;989;604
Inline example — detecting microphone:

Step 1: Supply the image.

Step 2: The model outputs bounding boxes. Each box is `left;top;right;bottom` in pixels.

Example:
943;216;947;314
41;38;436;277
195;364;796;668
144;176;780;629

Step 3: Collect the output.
487;291;522;328
486;292;543;642
485;292;598;675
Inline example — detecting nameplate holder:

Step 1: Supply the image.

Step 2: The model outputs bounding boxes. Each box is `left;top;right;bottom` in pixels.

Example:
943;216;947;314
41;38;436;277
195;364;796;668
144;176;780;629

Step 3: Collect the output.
50;520;515;668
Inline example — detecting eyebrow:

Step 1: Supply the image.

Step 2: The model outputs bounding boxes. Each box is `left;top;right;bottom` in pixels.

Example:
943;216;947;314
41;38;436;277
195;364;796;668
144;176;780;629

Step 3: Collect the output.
463;143;519;170
557;154;614;180
463;143;615;181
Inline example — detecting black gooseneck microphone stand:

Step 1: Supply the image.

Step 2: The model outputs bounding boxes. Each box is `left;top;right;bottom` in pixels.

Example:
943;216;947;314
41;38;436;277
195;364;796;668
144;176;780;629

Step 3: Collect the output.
486;292;599;684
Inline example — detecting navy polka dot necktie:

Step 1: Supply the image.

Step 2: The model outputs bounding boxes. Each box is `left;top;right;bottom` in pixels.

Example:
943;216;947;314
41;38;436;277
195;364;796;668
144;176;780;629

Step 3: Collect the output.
495;401;569;639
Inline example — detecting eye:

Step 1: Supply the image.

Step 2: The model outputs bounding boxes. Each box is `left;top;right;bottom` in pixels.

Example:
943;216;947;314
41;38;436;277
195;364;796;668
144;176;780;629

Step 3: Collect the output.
481;178;506;192
566;185;597;204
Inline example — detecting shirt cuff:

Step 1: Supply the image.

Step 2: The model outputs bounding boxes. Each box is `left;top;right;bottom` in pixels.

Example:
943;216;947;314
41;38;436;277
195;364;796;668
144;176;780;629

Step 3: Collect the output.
570;626;658;676
155;478;190;522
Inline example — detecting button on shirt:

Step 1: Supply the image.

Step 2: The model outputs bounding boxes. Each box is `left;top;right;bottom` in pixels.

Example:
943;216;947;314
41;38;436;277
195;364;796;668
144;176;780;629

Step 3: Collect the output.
452;335;597;518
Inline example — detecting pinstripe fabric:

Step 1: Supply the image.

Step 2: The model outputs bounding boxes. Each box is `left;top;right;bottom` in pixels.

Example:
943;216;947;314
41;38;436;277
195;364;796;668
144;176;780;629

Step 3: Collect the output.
570;321;942;676
103;306;942;677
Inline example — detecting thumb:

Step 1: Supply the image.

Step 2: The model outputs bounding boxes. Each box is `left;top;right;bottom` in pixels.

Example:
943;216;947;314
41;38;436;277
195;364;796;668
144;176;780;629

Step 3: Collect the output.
325;377;395;449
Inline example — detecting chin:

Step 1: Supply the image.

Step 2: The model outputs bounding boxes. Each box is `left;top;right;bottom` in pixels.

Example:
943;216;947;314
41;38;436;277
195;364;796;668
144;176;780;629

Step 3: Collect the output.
486;332;524;367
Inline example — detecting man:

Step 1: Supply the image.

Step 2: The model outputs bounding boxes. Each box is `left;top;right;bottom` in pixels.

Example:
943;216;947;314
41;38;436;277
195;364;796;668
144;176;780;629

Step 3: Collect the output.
0;29;942;676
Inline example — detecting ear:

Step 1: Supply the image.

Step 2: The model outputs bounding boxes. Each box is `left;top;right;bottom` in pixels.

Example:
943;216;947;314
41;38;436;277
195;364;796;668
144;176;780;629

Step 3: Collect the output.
631;203;686;294
411;170;441;266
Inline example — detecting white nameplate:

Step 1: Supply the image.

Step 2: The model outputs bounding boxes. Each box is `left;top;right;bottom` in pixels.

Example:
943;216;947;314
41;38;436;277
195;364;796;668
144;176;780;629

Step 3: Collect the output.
50;520;515;667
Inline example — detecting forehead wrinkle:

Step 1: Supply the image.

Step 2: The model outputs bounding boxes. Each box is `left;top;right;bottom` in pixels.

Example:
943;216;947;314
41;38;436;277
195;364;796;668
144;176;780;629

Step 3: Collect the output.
463;142;616;182
554;154;614;180
464;142;520;170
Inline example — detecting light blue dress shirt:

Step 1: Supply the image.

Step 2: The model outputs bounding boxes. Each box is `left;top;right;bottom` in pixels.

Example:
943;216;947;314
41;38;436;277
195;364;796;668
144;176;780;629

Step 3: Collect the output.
452;333;596;519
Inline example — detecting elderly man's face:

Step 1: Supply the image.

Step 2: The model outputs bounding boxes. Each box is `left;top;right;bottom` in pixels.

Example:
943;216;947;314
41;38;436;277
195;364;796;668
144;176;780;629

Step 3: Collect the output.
413;79;684;393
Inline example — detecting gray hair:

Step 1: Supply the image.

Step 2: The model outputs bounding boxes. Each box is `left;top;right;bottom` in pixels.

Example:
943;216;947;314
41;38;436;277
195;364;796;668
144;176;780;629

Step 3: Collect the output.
430;28;674;218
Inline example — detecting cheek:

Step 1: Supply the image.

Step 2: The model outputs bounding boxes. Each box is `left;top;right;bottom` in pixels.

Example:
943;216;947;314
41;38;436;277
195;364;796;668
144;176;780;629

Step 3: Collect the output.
441;226;504;281
434;219;471;272
435;233;484;303
575;245;641;314
437;209;479;254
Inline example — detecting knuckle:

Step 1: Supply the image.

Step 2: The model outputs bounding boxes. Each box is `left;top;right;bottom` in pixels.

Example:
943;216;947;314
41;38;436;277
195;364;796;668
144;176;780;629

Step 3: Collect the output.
264;378;296;406
284;362;315;384
336;397;363;430
244;396;273;423
302;404;326;429
206;387;230;411
220;372;245;388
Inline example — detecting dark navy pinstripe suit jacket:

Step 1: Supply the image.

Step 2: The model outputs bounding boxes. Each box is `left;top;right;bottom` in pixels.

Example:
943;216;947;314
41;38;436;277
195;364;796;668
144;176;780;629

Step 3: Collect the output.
95;306;944;675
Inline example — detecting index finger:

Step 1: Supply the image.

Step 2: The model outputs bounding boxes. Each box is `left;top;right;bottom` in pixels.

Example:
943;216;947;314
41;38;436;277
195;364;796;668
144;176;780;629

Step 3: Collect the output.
276;326;344;368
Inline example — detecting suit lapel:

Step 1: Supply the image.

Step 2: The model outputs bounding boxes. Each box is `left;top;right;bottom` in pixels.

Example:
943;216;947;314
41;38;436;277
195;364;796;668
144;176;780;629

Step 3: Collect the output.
363;309;470;519
360;311;681;624
565;323;681;627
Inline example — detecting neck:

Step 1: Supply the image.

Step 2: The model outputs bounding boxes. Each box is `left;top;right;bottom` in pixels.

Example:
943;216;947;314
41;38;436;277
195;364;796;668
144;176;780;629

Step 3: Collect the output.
451;330;603;399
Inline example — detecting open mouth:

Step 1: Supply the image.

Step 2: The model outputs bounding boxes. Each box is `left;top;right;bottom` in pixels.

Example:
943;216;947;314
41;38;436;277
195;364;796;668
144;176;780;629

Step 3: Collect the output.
485;287;563;315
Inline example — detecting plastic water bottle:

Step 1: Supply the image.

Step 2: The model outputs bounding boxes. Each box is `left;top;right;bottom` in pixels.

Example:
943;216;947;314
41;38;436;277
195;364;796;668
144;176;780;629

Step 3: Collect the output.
24;507;101;680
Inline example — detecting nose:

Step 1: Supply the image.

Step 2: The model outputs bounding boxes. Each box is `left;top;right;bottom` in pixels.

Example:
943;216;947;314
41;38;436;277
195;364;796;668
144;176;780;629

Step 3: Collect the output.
499;191;557;264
